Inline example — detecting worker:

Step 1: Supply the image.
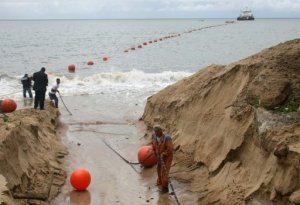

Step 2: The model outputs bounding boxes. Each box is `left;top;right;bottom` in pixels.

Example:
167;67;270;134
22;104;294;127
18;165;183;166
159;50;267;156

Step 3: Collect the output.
151;124;173;194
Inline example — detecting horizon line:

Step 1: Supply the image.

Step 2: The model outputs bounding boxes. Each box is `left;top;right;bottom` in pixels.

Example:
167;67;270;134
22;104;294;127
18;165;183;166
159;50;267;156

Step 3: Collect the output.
0;17;300;21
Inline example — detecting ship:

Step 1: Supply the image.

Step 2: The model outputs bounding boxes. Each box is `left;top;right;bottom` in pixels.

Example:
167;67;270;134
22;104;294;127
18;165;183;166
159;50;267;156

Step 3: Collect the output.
237;8;255;20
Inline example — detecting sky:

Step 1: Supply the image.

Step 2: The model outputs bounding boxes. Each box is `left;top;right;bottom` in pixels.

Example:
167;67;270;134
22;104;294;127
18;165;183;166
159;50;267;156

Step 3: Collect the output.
0;0;299;19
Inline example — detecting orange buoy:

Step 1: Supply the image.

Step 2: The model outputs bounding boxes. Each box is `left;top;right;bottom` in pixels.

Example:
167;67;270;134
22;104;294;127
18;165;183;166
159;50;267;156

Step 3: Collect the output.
124;49;129;53
0;98;17;113
87;60;94;65
102;56;108;61
68;64;76;72
70;169;91;191
138;45;142;48
138;146;157;168
143;42;147;46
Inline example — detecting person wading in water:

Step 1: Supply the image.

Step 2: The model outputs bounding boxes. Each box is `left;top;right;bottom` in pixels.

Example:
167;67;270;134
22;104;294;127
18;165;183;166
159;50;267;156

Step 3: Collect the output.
21;74;33;98
48;78;60;108
32;67;48;110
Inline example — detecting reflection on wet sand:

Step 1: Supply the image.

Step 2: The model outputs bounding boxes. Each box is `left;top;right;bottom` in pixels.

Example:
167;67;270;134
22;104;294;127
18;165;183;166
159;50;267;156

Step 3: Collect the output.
157;193;173;205
23;98;33;107
70;190;91;205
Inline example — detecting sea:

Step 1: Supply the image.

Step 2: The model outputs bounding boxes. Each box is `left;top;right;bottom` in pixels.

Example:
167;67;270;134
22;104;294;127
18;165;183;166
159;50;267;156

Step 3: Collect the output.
1;19;300;105
0;19;300;205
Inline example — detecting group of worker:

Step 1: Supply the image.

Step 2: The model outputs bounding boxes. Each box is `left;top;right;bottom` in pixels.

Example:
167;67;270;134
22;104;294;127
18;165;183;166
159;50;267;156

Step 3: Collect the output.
21;67;60;110
21;68;174;195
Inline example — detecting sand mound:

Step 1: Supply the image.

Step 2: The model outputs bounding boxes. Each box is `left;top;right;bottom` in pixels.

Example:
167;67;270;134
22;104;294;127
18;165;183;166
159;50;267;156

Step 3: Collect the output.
0;101;68;205
142;39;300;204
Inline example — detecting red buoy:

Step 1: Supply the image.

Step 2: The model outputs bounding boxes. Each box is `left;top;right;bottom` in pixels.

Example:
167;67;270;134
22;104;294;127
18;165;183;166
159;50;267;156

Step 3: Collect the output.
138;146;157;168
124;49;129;53
148;41;152;44
102;56;108;61
138;45;142;48
70;169;91;191
130;47;136;50
154;40;157;42
68;64;76;72
143;42;147;46
87;60;94;65
0;98;17;113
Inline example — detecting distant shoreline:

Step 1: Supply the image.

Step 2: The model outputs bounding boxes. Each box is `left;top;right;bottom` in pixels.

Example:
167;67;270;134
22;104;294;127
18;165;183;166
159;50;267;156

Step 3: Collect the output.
0;17;300;21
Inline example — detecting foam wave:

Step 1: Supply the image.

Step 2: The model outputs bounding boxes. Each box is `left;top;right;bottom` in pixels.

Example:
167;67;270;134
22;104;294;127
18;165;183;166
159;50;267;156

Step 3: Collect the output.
0;70;193;99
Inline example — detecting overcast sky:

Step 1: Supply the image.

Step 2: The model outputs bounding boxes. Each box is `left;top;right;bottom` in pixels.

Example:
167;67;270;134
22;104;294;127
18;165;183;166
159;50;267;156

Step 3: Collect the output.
0;0;299;19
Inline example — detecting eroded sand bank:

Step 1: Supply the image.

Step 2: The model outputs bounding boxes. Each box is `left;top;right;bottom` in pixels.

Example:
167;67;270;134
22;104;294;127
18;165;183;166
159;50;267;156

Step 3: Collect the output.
142;39;300;205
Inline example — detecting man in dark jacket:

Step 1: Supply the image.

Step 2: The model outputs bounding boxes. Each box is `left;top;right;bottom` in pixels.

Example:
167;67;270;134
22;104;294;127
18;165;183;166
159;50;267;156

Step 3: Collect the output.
32;67;48;110
21;74;33;98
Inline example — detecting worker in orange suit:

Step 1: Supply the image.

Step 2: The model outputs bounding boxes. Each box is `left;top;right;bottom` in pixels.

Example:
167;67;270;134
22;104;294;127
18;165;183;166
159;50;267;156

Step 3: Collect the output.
151;124;173;194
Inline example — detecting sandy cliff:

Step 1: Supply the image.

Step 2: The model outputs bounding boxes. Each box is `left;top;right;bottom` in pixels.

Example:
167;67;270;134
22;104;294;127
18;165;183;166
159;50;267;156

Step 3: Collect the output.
0;102;67;205
142;39;300;204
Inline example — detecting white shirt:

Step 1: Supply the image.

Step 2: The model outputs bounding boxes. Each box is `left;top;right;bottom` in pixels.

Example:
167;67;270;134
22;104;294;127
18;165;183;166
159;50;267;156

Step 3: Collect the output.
50;84;59;94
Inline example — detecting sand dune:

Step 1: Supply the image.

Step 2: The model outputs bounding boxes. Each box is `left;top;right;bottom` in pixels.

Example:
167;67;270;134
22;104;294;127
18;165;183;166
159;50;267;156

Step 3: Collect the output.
142;39;300;204
0;102;67;205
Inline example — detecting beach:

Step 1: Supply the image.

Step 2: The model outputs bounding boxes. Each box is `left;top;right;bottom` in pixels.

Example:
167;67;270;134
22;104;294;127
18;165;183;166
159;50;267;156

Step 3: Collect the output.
0;19;300;205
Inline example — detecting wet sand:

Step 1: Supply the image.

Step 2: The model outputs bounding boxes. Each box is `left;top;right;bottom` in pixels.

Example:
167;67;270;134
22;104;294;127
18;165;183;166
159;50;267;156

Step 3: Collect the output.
50;95;187;205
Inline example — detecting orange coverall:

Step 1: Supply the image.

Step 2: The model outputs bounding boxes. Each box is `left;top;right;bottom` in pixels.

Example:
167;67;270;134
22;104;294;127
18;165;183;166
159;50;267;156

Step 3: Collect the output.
151;133;173;188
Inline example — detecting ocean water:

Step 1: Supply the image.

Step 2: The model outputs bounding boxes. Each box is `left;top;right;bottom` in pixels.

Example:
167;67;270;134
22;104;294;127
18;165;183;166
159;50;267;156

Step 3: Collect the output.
1;19;300;103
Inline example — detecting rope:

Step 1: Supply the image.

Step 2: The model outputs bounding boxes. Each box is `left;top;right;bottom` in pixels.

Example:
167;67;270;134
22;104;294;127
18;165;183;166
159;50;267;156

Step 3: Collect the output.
102;139;155;165
58;92;72;115
103;139;140;165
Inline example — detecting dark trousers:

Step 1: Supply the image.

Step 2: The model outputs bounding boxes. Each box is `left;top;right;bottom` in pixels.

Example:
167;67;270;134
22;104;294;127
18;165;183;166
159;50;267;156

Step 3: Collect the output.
49;93;58;108
23;87;33;98
34;90;46;109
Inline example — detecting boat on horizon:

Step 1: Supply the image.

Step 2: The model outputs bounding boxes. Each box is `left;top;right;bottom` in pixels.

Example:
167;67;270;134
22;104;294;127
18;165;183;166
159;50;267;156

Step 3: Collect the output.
237;8;255;20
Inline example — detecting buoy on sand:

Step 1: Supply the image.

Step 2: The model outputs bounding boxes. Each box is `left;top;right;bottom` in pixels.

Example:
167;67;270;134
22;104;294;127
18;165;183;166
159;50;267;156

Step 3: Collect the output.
70;169;91;191
68;64;76;72
0;98;17;113
138;146;157;168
